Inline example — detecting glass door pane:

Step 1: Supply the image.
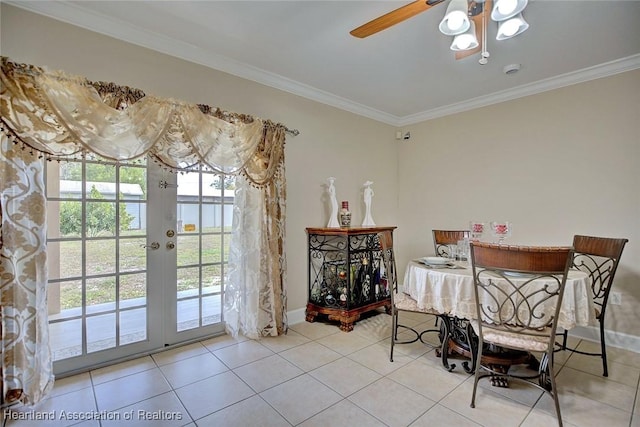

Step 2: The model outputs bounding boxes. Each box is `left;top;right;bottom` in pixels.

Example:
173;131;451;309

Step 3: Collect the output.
169;169;229;339
47;157;156;373
47;159;227;374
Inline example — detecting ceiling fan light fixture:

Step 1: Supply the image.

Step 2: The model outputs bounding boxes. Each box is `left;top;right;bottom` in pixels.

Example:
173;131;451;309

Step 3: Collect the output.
439;0;471;36
450;21;479;51
496;14;529;40
491;0;528;21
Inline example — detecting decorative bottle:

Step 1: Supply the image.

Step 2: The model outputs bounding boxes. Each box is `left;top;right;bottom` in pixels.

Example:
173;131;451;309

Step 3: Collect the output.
339;201;352;227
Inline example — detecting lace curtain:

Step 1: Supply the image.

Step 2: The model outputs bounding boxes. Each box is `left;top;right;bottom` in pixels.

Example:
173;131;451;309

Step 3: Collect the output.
226;124;288;339
1;135;54;406
0;57;292;405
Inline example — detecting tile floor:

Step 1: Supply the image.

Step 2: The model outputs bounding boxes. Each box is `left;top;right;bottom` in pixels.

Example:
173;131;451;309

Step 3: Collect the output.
3;310;640;427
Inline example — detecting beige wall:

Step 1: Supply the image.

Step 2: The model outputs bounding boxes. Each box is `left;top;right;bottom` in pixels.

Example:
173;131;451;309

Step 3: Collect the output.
2;5;638;339
0;5;398;320
397;71;640;337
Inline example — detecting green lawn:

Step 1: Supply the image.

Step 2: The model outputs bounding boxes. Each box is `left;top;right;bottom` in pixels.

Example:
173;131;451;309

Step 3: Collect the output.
53;227;231;309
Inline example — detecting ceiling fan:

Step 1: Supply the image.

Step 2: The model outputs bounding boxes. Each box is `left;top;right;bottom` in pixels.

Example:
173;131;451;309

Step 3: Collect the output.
350;0;528;63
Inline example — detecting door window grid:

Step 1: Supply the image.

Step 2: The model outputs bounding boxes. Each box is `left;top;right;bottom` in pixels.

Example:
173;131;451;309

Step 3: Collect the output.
45;158;230;366
176;168;232;331
46;158;149;361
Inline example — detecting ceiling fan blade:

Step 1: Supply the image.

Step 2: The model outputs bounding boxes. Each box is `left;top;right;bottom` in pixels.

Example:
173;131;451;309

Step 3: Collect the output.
350;0;444;38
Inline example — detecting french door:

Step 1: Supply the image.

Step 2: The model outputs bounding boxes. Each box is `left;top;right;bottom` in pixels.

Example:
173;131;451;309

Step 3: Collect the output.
46;158;230;375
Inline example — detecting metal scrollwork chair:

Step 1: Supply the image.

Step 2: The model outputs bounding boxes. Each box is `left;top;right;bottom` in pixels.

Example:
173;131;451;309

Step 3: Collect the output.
432;229;470;258
469;242;574;427
378;230;440;362
559;235;628;377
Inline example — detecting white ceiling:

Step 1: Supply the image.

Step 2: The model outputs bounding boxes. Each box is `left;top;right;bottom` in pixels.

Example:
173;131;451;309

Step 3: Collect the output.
7;0;640;126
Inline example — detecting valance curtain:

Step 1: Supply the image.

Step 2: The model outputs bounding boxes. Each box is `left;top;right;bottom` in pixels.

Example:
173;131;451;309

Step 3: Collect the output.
0;57;291;405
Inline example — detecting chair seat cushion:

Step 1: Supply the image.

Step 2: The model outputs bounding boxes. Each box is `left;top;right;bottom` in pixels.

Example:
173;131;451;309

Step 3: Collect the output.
470;320;552;353
395;292;438;315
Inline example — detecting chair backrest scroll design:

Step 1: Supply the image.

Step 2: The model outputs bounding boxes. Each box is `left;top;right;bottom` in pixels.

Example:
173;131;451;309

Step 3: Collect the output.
572;235;628;316
432;229;470;257
470;242;573;340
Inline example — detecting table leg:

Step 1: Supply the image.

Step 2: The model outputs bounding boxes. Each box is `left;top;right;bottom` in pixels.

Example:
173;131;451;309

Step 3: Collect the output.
435;315;533;387
436;315;456;372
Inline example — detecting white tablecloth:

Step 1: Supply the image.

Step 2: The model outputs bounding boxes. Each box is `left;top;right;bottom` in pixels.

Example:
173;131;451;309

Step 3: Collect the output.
402;261;595;330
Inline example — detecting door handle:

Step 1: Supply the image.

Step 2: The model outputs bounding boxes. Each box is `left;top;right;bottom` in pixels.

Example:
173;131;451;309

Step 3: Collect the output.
142;242;160;250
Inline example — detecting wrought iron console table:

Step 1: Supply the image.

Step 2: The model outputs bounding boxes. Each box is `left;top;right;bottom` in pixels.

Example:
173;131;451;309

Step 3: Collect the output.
305;227;395;331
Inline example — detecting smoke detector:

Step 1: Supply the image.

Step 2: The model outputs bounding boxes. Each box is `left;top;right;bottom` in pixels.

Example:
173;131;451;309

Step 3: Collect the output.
503;63;521;75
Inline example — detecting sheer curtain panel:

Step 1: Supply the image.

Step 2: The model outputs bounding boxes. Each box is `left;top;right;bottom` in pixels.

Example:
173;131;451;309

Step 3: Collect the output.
1;57;293;404
1;135;54;406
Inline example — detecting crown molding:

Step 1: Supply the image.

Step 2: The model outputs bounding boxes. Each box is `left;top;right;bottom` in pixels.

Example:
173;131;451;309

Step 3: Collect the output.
399;54;640;126
7;2;640;128
5;1;401;126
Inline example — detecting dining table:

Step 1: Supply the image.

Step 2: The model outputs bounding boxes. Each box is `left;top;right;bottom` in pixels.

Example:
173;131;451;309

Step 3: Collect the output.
402;258;596;381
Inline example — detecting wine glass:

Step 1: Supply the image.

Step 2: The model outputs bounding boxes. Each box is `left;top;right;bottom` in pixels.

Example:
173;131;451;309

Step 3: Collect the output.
469;221;485;241
490;221;512;244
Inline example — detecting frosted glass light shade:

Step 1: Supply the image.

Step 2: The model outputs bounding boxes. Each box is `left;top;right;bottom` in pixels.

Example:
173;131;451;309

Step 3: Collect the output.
439;0;471;36
496;14;529;40
450;21;478;51
491;0;528;21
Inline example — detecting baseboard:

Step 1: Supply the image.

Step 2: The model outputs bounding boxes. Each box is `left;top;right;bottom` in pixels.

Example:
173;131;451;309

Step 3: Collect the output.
287;307;307;326
566;326;640;354
287;308;640;354
287;308;640;355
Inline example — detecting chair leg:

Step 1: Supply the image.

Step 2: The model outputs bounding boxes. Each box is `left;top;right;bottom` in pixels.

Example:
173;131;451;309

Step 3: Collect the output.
562;330;568;350
599;318;608;377
546;352;564;427
390;311;397;362
470;337;484;408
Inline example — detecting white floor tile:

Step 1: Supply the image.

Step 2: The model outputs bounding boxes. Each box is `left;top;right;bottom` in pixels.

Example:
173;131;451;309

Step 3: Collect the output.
90;356;157;385
199;333;248;352
391;330;435;359
388;357;469;401
556;366;636;412
4;388;97;427
409;403;482;427
348;377;435;427
535;385;633;427
564;350;640;387
151;342;209;366
439;378;532;427
316;330;379;356
288;320;341;340
175;371;255;421
348;340;413;376
29;313;638;427
258;329;311;353
233;354;303;393
278;341;342;371
299;399;387;427
212;340;274;369
577;339;640;370
309;357;382;397
194;395;289;427
349;311;393;342
48;372;92;398
159;352;228;389
521;406;582;427
93;368;171;412
100;391;190;427
259;374;342;425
